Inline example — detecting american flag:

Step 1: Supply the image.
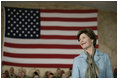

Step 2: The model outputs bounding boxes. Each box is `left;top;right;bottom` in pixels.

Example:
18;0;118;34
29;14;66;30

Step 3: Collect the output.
2;7;98;68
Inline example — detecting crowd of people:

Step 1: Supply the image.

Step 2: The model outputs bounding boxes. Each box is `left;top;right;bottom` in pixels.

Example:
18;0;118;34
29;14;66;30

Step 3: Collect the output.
1;67;72;78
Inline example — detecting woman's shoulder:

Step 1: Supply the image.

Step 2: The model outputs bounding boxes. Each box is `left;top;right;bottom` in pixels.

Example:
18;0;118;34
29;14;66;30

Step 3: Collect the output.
96;49;110;58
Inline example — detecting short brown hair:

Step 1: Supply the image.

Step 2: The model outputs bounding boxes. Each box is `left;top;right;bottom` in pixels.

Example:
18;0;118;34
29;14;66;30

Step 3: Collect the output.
77;29;96;48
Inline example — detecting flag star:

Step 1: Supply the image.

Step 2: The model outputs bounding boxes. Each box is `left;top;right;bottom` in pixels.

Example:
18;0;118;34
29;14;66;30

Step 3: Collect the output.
33;19;36;22
16;18;19;21
11;18;13;20
36;16;39;19
19;10;22;12
19;34;22;36
36;34;39;37
27;31;30;34
33;25;36;28
31;22;33;25
8;20;10;23
19;15;22;18
22;13;25;15
36;28;39;31
7;33;10;35
8;15;11;17
16;30;19;33
30;16;33;19
25;10;27;13
14;21;16;24
8;8;10;11
36;22;39;25
28;19;30;22
25;28;27;31
11;24;13;26
30;34;33;37
25;34;27;37
30;28;33;31
19;21;22;24
16;24;19;27
10;30;13;33
28;25;30;28
13;27;16;30
22;31;25;33
25;16;28;18
25;22;28;25
36;11;39;13
33;13;36;16
33;31;36;34
13;15;16;17
16;12;19;15
13;33;16;36
11;12;13;14
30;10;33;13
19;27;22;30
22;19;25;21
13;9;16;12
22;25;25;27
28;13;30;16
8;27;10;29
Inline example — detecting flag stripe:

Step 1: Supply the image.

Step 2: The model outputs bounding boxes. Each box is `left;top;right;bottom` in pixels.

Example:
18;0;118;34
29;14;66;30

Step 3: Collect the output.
2;56;73;64
4;52;79;59
40;9;98;13
2;61;72;68
41;30;98;36
4;47;82;54
41;21;97;26
4;37;99;45
40;35;98;40
41;26;97;30
41;17;97;22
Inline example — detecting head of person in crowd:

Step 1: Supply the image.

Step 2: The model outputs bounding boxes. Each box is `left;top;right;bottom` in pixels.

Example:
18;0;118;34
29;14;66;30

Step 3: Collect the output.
5;70;9;78
48;73;55;78
61;73;67;78
1;73;6;78
56;68;62;77
33;71;40;78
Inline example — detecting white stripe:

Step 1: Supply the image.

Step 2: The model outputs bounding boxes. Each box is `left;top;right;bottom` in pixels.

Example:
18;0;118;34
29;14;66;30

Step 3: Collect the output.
41;21;97;26
2;56;73;64
5;37;98;45
41;30;98;36
4;47;82;54
41;13;97;18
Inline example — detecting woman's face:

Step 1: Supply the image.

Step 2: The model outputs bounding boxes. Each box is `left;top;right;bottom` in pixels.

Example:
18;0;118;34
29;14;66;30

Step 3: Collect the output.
79;33;93;49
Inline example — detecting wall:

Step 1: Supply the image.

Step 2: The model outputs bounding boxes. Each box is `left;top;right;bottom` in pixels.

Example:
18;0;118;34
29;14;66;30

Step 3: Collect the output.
1;1;117;77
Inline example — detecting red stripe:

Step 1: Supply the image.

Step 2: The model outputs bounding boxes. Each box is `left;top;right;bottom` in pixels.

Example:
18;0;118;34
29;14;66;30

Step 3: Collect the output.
41;35;98;40
4;42;82;49
40;9;98;13
4;52;79;59
41;26;97;30
4;42;98;49
2;61;72;68
41;17;97;22
41;35;77;40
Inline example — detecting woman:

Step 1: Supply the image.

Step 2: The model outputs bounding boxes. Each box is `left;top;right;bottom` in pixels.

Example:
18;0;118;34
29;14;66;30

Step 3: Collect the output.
72;29;113;78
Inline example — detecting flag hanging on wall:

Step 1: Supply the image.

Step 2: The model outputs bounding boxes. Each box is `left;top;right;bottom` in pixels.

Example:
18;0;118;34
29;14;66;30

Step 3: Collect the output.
2;7;98;68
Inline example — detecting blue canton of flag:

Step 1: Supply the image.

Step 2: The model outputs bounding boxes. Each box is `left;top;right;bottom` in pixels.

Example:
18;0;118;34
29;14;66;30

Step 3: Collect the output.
5;7;40;39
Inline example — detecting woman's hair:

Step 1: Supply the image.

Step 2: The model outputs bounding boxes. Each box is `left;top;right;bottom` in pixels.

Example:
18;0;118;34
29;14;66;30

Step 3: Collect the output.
77;28;96;48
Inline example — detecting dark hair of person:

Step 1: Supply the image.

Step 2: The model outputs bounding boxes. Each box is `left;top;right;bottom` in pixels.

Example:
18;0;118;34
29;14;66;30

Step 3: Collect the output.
77;28;96;48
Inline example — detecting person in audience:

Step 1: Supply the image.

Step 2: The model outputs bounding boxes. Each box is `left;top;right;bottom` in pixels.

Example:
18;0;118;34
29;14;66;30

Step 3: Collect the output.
1;73;6;78
55;68;61;78
68;68;72;78
72;29;113;78
48;72;55;78
61;73;67;78
44;71;51;78
4;70;10;78
9;67;16;78
33;71;40;78
113;68;117;78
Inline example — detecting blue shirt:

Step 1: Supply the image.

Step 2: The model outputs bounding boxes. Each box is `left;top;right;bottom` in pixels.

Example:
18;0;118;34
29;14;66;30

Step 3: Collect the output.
72;49;113;78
